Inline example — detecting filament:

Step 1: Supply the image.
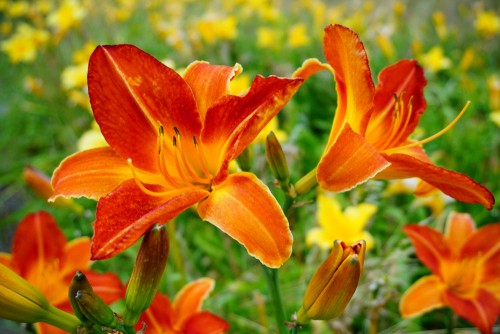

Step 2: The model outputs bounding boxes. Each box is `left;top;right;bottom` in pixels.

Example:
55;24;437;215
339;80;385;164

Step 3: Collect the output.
128;159;177;196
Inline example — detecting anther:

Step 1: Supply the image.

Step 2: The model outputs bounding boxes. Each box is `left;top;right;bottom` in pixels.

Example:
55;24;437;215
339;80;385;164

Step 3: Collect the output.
174;126;181;137
173;136;177;147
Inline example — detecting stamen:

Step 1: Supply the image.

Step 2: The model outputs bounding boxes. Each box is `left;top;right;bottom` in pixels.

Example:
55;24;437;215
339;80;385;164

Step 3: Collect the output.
156;125;185;189
128;159;176;197
172;128;211;184
383;101;470;154
193;135;212;179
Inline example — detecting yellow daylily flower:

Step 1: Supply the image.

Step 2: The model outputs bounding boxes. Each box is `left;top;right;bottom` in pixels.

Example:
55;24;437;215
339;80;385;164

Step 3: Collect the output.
307;194;376;250
419;46;452;73
288;23;310;48
475;10;500;37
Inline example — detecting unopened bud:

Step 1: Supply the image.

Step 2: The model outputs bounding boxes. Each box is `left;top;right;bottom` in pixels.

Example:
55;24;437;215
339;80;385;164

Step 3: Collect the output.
68;271;94;323
75;290;117;328
0;264;80;331
124;224;169;326
296;240;366;324
266;131;295;196
236;146;252;172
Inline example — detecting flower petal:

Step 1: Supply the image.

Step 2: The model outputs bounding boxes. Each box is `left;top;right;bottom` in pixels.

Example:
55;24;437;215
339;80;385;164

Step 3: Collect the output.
51;147;132;201
92;180;208;260
61;237;91;277
88;44;201;172
182;311;229;334
399;275;446;318
183;61;242;123
444;212;476;253
137;292;174;332
173;278;215;326
201;75;303;182
403;224;450;275
293;58;332;80
444;289;500;334
12;211;66;279
366;59;427;149
317;123;390;192
82;270;124;304
323;24;375;144
197;172;293;268
381;153;495;209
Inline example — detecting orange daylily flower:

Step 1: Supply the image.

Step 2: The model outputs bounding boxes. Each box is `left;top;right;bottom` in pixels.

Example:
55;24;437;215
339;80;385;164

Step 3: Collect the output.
0;211;124;334
294;24;494;209
137;278;229;334
50;45;302;267
400;212;500;334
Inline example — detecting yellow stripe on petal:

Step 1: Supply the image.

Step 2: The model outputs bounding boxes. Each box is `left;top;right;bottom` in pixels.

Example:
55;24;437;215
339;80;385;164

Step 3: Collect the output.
400;275;445;318
198;172;292;268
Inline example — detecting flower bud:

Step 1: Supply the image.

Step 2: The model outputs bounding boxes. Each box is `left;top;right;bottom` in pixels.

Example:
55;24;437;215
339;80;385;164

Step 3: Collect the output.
68;270;94;323
266;131;295;196
124;224;170;326
296;240;365;324
0;264;80;331
23;166;83;214
75;290;117;328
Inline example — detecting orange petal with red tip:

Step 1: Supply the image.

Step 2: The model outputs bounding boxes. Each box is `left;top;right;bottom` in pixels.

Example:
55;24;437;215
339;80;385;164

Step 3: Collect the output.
444;212;476;252
51;147;132;201
12;211;66;278
92;180;208;260
323;24;375;143
173;278;215;326
88;44;201;172
61;237;91;277
183;61;242;123
198;172;292;268
403;224;450;275
182;311;229;334
317;123;390;192
201;75;302;182
444;289;500;334
382;153;495;209
367;60;427;149
399;275;445;317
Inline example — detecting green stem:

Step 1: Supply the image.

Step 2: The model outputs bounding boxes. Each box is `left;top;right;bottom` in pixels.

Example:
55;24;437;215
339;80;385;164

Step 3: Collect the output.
290;326;300;334
167;220;187;286
263;267;287;334
42;305;81;333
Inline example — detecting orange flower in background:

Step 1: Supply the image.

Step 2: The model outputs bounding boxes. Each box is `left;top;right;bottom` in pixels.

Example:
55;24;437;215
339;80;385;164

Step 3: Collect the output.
137;278;229;334
51;45;302;267
400;213;500;334
0;211;124;334
294;24;494;209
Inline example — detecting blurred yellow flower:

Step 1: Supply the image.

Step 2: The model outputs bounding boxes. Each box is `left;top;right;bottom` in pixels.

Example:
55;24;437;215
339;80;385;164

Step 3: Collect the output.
432;11;448;39
459;48;476;71
72;42;96;65
0;21;12;35
47;0;87;36
1;23;49;63
475;10;500;37
77;122;107;151
61;63;88;90
491;111;500;127
420;46;452;73
67;90;91;110
230;72;250;95
307;194;376;251
288;23;310;48
23;76;43;96
198;14;237;44
257;27;280;49
393;1;405;18
5;1;29;17
488;75;500;110
376;34;395;60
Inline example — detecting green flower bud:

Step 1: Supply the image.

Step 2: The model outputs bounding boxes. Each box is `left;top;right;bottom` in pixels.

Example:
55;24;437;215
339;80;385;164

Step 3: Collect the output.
124;224;170;326
266;131;295;195
68;270;93;323
75;290;117;328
